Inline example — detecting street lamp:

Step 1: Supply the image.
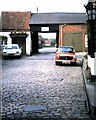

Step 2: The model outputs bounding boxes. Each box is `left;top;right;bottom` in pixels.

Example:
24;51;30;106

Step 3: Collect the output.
84;1;96;58
85;2;96;19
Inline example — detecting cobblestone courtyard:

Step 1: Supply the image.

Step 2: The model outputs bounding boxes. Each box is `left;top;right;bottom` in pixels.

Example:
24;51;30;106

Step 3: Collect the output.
1;52;92;119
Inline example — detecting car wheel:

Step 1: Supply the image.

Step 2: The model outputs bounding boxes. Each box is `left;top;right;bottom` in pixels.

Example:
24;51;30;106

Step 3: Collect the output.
19;55;21;58
55;61;59;65
71;62;76;66
3;56;7;59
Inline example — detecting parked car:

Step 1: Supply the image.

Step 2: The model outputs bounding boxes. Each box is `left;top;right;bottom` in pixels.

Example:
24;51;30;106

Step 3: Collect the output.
1;45;5;50
2;44;22;58
0;45;5;56
55;46;77;65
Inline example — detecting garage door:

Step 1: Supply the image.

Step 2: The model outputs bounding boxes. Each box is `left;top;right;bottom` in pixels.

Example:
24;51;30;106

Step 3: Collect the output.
12;37;26;55
64;32;82;52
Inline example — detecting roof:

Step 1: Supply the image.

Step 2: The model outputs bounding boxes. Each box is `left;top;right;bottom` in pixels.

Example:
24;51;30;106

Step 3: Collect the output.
29;12;87;25
2;11;31;31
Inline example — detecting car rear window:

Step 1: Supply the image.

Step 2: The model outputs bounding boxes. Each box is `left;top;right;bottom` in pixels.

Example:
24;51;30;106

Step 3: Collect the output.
5;46;18;49
58;47;73;52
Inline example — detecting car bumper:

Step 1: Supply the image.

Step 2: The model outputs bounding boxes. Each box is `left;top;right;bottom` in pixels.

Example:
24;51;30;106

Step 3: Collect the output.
3;53;21;57
55;59;76;64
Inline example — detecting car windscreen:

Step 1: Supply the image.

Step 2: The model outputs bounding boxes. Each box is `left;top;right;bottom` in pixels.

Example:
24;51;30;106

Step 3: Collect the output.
58;47;73;52
5;46;18;49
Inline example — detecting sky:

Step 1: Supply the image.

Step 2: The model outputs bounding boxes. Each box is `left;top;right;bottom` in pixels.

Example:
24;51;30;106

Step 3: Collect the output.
0;0;88;13
0;0;88;38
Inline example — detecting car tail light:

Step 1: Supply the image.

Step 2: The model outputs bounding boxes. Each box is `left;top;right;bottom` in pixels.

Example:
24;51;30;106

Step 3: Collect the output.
56;53;60;59
73;56;77;61
73;56;77;59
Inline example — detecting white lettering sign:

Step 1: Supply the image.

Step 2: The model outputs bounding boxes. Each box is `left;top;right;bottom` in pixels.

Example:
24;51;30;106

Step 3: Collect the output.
88;0;95;2
41;27;49;31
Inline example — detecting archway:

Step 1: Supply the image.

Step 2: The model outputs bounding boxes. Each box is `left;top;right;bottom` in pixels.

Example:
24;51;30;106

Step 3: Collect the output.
29;24;59;54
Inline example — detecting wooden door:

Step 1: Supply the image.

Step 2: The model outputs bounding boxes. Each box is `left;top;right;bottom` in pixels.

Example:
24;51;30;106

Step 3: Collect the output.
64;32;82;52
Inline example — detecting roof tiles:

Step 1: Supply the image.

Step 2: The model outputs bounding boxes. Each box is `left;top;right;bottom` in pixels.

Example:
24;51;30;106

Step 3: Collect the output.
29;12;87;25
2;11;31;31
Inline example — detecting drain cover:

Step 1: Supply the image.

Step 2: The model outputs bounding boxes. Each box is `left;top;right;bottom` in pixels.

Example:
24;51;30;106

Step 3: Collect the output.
23;105;47;112
48;77;63;81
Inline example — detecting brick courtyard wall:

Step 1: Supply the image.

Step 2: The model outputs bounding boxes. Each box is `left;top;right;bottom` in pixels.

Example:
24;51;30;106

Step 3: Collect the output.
59;24;87;51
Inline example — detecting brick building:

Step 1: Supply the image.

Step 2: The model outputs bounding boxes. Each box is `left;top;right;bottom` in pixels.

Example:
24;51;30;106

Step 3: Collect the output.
29;12;87;53
1;11;31;55
1;12;87;55
59;24;87;51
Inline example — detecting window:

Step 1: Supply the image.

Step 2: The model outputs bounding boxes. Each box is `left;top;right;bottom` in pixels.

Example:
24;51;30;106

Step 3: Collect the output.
0;36;7;45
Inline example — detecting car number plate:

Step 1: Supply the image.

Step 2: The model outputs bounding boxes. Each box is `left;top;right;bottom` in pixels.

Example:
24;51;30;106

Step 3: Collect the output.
62;61;70;64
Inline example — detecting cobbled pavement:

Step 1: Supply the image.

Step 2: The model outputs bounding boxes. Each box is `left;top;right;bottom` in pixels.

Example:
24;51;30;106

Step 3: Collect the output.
1;53;92;120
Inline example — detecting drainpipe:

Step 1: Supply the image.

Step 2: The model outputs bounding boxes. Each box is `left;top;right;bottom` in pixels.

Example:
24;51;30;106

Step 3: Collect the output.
60;24;66;46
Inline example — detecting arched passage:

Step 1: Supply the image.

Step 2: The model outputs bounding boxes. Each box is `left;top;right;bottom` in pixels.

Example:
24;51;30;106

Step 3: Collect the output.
30;24;59;54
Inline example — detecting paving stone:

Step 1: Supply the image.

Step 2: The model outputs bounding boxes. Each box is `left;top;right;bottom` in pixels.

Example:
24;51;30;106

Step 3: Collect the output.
23;105;47;112
2;54;92;119
22;112;27;118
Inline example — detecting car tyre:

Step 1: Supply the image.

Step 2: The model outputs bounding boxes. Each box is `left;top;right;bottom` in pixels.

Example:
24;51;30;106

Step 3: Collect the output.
71;62;76;66
55;61;59;65
19;55;21;58
3;56;7;59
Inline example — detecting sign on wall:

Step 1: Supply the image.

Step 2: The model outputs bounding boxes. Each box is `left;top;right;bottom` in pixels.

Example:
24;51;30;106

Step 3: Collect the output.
41;27;49;32
88;0;95;2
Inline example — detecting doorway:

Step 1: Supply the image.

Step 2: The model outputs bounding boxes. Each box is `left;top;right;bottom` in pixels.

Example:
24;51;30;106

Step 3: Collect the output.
30;24;59;54
64;32;82;52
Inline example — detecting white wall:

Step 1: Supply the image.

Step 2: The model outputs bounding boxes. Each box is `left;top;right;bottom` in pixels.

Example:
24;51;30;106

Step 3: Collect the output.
0;32;12;44
85;34;88;48
88;52;96;76
0;31;32;55
26;32;32;55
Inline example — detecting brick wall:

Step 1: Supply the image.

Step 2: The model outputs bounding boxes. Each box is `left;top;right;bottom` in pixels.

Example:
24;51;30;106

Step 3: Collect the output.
59;24;87;51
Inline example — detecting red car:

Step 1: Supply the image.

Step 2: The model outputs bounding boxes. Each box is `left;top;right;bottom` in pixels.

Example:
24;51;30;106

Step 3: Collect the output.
55;46;77;65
